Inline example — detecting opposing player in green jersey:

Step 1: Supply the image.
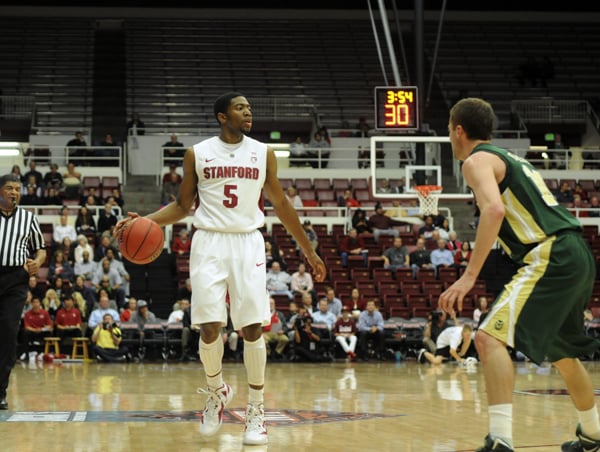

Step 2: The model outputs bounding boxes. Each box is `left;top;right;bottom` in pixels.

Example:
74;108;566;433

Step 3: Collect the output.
440;97;599;452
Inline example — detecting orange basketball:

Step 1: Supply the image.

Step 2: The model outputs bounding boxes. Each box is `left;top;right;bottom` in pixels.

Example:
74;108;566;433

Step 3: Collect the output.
118;217;164;265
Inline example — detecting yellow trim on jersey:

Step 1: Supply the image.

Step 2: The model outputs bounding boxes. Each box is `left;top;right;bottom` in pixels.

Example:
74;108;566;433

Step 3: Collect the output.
502;188;547;244
479;237;554;347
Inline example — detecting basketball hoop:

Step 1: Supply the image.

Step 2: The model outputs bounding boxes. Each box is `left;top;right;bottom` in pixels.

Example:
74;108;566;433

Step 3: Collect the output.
415;185;443;216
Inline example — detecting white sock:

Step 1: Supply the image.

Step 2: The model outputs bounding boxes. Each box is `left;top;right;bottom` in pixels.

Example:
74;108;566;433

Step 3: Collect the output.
488;404;513;448
578;406;600;440
199;337;224;389
243;336;266;404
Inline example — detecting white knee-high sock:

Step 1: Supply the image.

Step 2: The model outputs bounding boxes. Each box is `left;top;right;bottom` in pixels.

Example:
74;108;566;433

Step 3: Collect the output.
244;336;266;404
199;337;224;389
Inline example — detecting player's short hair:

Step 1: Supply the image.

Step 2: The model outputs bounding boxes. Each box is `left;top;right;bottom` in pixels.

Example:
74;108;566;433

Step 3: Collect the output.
213;92;245;121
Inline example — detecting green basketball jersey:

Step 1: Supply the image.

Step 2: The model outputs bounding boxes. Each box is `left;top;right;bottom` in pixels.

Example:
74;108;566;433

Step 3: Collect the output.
471;144;581;264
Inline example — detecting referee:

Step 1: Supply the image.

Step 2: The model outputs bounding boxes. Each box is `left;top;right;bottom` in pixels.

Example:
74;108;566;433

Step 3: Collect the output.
0;174;46;410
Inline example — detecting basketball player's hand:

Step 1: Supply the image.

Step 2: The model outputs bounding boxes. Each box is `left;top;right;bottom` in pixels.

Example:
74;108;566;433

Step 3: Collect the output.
113;212;140;238
438;274;475;314
306;254;326;282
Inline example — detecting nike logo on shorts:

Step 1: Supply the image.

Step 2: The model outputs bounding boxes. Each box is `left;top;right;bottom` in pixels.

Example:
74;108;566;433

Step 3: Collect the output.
256;262;265;267
205;158;215;163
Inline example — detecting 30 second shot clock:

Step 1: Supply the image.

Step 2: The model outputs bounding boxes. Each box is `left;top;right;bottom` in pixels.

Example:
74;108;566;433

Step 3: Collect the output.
374;86;419;131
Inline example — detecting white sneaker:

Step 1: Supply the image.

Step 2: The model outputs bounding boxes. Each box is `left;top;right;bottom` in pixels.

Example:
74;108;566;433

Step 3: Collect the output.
244;402;268;445
417;348;427;364
197;383;233;436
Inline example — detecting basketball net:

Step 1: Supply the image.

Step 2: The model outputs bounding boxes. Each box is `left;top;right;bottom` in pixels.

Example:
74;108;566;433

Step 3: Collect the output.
415;185;443;216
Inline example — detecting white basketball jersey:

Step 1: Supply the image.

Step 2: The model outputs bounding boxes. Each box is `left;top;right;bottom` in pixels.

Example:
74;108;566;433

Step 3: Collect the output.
192;135;267;232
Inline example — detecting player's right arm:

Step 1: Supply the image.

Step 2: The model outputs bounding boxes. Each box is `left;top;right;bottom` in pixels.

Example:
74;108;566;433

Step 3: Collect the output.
113;148;198;236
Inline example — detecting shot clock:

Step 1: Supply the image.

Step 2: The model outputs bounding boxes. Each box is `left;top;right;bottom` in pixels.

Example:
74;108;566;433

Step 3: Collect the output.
374;86;419;131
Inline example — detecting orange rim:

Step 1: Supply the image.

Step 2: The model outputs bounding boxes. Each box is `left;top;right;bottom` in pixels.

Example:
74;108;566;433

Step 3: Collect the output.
415;185;443;196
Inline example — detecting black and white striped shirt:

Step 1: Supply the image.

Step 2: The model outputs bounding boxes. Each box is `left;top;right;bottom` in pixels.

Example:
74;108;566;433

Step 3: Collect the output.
0;207;45;267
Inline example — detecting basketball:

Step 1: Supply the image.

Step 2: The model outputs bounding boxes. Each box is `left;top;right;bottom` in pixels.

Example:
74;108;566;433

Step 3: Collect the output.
118;217;164;265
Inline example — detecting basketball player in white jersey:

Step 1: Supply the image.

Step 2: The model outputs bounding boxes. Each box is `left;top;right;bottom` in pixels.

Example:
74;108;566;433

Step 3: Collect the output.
114;92;326;446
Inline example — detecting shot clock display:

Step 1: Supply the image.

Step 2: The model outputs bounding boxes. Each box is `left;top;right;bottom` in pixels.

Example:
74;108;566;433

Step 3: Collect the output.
374;86;419;130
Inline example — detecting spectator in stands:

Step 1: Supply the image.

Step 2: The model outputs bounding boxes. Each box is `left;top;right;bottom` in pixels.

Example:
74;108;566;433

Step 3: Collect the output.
92;258;126;308
43;163;63;192
554;181;574;204
66;131;88;166
172;228;192;256
301;220;319;252
126;112;145;136
289;136;307;167
87;291;120;331
71;291;88;325
23;160;44;190
28;275;47;301
339;227;368;267
20;185;42;206
43;187;63;205
436;218;451;241
324;287;343;318
290;262;316;304
473;296;490;329
266;261;293;300
120;297;138;323
94;234;117;262
81;186;102;207
177;278;192;302
292;310;326;362
54;293;83;342
97;202;118;237
128;299;157;329
430;239;455;274
42;288;61;320
162;169;182;206
350;208;371;235
418;324;476;365
23;297;53;357
446;231;462;255
105;248;131;297
376;179;398;194
382;237;410;271
105;188;124;210
368;203;401;243
299;291;314;315
72;274;96;315
574;183;588;202
98;133;119;166
588;196;600;217
422;309;456;353
454;241;472;269
285;186;303;210
409;237;434;278
357;145;369;169
10;164;25;183
48;250;75;283
339;189;361;208
59;235;76;265
53;214;77;251
63;162;82;199
312;298;337;330
356;299;385;361
307;131;330;169
355;116;371;137
22;174;42;198
264;238;286;270
162;133;185;166
75;206;96;236
348;288;365;320
334;305;358;360
162;163;183;185
263;297;289;361
168;298;190;324
417;215;436;240
91;313;128;363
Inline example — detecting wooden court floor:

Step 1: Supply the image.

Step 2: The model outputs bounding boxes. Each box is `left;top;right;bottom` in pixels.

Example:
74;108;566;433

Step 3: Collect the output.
0;358;598;451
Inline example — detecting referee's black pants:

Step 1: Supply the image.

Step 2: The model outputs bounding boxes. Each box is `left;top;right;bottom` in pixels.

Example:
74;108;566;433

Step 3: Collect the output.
0;267;29;398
